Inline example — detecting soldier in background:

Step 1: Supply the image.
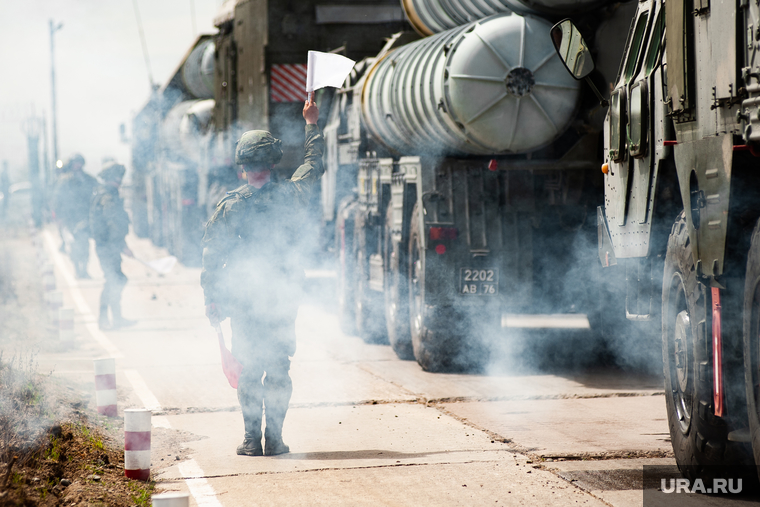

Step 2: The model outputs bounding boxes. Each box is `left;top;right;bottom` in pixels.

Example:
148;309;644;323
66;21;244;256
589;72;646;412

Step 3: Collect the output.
90;162;136;330
201;98;324;457
53;153;97;278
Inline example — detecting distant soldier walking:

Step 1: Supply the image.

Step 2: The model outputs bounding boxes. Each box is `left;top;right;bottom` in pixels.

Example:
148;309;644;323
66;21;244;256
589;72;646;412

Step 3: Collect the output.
90;162;136;330
201;98;324;456
53;153;97;278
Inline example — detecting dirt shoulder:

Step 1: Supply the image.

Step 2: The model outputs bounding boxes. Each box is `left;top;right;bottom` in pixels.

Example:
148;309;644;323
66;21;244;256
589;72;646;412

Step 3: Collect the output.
0;223;165;506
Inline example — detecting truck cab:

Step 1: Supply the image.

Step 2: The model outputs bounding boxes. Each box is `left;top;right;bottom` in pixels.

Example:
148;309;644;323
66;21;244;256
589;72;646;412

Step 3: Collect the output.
554;0;760;482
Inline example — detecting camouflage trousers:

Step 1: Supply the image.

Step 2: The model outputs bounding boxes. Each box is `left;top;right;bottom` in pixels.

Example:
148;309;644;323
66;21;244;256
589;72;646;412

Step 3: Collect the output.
230;311;295;441
95;246;127;320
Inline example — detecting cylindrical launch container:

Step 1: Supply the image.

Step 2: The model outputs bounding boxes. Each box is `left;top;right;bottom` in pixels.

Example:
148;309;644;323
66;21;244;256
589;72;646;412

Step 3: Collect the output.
362;13;580;156
58;308;74;341
152;492;189;507
47;290;62;325
160;99;215;165
94;358;117;417
182;39;215;99
124;408;152;481
401;0;608;35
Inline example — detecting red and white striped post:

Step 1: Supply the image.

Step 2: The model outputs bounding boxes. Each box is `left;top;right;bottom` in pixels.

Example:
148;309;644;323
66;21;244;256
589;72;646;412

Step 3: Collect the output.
124;408;151;481
151;492;189;507
58;308;74;341
93;358;117;417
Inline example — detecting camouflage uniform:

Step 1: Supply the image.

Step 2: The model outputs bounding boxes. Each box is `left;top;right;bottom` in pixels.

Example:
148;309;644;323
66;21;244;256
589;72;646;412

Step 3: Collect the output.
201;124;324;455
90;164;131;329
54;160;97;277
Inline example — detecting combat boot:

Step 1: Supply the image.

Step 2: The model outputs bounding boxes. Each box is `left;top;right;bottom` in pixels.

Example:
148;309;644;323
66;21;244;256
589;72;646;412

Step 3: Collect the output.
264;412;289;456
237;405;263;456
236;438;263;456
263;370;292;456
264;431;289;456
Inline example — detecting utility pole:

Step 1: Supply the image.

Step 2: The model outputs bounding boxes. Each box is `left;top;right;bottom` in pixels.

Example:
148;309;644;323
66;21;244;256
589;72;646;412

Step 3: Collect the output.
49;19;63;167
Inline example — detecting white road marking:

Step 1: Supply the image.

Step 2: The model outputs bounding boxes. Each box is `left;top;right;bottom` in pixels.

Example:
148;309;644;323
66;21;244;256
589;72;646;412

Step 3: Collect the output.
179;460;225;507
42;228;223;506
124;369;163;411
42;230;124;358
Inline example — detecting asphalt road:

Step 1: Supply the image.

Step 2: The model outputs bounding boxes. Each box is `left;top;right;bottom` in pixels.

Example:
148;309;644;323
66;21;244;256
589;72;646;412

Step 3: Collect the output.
26;226;695;506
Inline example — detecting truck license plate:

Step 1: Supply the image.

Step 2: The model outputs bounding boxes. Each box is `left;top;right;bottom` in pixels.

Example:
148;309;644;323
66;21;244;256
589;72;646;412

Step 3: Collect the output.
459;268;499;295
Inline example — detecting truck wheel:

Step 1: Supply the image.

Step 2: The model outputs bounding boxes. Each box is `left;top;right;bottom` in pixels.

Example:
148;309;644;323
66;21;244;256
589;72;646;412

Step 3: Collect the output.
408;203;467;372
744;220;760;472
355;247;388;344
663;211;738;480
337;199;357;335
384;202;413;360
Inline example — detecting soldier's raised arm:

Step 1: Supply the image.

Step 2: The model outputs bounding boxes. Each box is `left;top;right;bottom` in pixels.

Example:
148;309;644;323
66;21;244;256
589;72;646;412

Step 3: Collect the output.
289;98;325;193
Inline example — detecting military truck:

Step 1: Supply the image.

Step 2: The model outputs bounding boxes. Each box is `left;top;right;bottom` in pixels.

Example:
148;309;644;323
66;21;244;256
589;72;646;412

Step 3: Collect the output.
131;36;216;264
553;0;760;480
324;1;637;372
131;0;410;264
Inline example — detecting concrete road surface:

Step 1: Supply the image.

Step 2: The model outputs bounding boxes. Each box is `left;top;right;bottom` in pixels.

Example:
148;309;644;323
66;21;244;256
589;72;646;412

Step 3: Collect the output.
27;228;684;506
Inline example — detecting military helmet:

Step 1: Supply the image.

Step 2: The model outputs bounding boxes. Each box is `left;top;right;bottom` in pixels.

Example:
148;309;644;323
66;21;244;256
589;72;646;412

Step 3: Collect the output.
66;153;85;170
98;161;126;182
235;130;283;166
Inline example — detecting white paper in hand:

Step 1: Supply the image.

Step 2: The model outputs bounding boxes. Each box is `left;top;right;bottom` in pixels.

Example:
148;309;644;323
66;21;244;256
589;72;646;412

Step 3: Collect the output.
306;51;356;93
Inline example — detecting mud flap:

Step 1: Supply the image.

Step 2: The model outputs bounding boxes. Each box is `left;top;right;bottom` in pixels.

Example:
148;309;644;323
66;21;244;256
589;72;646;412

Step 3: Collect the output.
597;206;617;267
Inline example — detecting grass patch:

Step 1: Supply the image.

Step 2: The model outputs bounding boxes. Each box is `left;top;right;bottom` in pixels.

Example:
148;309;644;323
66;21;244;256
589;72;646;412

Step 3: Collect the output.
0;355;158;506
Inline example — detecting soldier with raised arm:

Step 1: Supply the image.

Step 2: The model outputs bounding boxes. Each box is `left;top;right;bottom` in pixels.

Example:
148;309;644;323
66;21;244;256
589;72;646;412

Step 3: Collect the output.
201;98;324;456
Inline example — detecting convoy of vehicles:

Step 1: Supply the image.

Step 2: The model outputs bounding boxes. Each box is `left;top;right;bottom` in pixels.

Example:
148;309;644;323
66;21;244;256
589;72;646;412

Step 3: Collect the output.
326;1;637;371
131;0;639;373
554;0;760;480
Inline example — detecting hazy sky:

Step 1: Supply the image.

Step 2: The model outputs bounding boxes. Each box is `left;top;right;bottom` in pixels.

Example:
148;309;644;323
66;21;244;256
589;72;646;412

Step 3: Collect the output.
0;0;224;180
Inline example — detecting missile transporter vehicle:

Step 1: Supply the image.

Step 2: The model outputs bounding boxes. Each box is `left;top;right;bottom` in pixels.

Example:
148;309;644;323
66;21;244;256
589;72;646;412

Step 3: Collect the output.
131;36;216;264
554;0;760;481
131;0;410;264
324;0;637;371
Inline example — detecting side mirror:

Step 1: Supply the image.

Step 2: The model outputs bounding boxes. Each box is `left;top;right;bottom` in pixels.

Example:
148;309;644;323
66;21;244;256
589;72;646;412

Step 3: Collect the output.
550;19;608;107
550;19;594;79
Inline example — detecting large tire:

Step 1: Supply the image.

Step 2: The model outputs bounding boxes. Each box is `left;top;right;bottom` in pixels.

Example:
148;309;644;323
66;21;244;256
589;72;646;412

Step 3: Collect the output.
408;203;476;372
744;220;760;473
663;211;746;480
354;245;387;344
337;199;357;335
384;202;413;360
